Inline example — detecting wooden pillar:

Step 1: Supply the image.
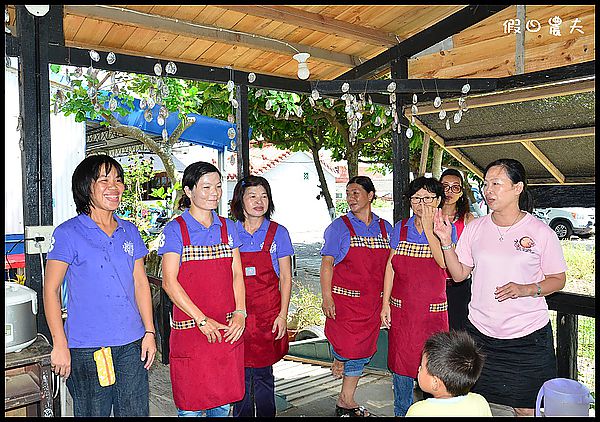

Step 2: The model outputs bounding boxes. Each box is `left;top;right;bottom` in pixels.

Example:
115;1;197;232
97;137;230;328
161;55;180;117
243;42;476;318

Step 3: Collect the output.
418;133;431;177
16;5;55;340
391;57;410;223
235;84;250;180
555;312;578;379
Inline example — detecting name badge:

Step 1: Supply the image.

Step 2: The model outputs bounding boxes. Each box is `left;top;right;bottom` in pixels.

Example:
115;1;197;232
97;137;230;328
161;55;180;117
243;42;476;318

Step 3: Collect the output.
244;266;256;277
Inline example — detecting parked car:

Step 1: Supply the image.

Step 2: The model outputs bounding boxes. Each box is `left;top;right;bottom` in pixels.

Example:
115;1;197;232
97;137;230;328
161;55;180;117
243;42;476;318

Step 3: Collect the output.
532;207;595;240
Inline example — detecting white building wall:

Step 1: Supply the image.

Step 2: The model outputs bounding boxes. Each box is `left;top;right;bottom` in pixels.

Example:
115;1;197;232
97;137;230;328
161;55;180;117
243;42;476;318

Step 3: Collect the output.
5;61;85;236
262;151;336;243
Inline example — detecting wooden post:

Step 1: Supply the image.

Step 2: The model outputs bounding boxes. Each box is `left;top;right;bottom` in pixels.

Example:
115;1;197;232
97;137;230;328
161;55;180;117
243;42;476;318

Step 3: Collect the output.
418;133;431;176
236;84;250;180
515;5;526;75
391;57;410;223
555;312;578;379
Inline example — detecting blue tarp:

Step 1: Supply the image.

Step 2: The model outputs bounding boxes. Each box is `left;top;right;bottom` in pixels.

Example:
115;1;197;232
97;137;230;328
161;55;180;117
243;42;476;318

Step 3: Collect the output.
90;95;251;152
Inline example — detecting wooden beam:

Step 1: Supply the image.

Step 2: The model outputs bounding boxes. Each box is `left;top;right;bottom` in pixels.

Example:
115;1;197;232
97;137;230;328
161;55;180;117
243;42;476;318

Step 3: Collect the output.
529;178;594;186
217;5;400;47
63;5;362;67
337;5;510;80
520;140;565;184
413;78;595;115
418;133;431;176
314;78;496;94
515;5;526;74
445;127;595;148
410;115;484;179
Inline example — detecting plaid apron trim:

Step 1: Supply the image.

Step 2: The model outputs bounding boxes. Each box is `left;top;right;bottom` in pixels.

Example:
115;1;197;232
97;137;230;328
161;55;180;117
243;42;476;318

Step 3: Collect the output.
395;241;434;258
390;296;402;308
429;301;448;312
349;235;390;249
332;285;361;298
170;312;234;330
181;243;233;263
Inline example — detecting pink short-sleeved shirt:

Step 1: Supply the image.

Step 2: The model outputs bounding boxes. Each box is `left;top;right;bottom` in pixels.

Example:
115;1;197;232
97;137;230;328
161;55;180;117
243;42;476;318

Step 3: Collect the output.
456;212;567;339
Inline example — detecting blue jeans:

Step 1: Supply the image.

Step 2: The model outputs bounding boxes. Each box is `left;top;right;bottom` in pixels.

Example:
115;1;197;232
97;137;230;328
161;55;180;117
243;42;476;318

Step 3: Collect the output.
177;404;230;417
233;366;276;417
331;348;372;377
392;372;415;417
66;338;149;417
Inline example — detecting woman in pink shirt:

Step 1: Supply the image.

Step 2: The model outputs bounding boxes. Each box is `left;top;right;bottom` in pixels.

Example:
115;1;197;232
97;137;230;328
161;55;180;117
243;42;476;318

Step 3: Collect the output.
433;158;567;417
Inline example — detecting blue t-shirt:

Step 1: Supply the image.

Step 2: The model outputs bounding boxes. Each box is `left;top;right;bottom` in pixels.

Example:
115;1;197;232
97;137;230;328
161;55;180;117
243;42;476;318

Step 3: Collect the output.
157;209;241;257
321;212;393;265
390;215;458;249
235;219;294;277
47;214;148;348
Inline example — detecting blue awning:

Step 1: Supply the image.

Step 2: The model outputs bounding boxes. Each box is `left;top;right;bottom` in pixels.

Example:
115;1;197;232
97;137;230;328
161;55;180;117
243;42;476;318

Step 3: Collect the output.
91;96;251;152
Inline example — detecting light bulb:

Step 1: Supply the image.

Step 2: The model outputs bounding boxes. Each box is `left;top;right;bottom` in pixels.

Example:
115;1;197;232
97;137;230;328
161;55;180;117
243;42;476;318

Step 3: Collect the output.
293;52;310;80
297;63;310;80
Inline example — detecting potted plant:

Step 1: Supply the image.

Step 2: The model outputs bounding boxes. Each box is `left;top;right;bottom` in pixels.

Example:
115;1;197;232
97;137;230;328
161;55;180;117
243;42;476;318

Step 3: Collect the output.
287;282;325;342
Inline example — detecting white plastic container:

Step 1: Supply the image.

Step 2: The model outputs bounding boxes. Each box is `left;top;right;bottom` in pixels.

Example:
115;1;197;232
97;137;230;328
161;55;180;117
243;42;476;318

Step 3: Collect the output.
5;282;38;353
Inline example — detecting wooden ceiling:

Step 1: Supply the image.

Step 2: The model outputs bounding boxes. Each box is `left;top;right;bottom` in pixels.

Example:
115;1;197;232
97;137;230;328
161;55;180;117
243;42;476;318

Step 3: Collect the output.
7;5;595;81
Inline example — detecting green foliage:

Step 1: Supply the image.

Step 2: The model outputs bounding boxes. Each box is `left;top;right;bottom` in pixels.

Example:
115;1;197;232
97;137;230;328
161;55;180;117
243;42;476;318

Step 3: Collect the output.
335;200;349;216
288;283;325;330
560;240;595;296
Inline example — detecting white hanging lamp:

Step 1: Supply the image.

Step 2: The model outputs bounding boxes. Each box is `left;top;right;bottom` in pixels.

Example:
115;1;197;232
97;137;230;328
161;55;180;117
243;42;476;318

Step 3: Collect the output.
293;52;310;80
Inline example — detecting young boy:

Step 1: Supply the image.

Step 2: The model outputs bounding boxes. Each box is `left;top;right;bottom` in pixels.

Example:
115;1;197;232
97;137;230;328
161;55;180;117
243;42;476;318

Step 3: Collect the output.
406;330;492;417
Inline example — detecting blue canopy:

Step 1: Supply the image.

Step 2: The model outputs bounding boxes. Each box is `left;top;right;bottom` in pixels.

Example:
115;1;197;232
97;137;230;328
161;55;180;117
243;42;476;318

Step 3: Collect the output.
91;96;251;152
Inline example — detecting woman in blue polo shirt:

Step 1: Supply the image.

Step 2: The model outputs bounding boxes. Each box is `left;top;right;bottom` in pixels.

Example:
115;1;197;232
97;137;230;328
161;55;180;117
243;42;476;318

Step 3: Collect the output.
159;161;246;417
44;154;156;417
320;176;392;417
229;175;294;418
381;176;457;416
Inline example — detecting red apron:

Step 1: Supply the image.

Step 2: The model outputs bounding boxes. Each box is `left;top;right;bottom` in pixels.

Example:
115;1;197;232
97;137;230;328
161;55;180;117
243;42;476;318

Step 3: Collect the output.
445;215;465;281
239;221;289;368
388;219;449;378
325;215;390;359
169;216;244;410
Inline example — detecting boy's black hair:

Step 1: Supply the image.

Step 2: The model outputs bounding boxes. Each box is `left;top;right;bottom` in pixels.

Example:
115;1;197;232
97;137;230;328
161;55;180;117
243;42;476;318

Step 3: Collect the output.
72;154;124;215
423;330;485;397
230;175;275;222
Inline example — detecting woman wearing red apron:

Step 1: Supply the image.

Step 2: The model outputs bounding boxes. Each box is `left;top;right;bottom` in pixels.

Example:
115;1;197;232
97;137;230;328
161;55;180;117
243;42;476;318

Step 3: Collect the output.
321;176;392;417
159;162;246;417
381;176;455;416
229;176;293;417
440;169;475;332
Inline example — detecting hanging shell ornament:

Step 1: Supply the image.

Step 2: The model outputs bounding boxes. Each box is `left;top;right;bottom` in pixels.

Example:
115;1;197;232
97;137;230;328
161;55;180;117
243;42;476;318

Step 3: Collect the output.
255;89;264;98
438;109;446;120
265;99;272;110
89;50;100;62
162;128;168;141
74;67;83;78
231;98;239;109
461;83;470;94
109;97;117;111
311;89;320;100
374;116;382;126
445;118;451;130
274;107;280;118
159;106;168;117
406;127;414;138
296;106;303;118
385;106;391;116
226;80;235;92
87;86;97;98
389;92;396;103
411;115;416;125
341;82;350;93
387;81;396;92
227;114;235;124
106;52;116;65
165;61;177;75
111;84;120;96
433;96;442;108
153;63;162;76
144;109;153;122
412;93;418;104
227;127;236;139
140;98;147;109
453;110;462;124
157;115;165;126
161;84;169;96
147;97;155;110
93;103;101;112
247;72;256;83
411;104;419;115
308;96;315;107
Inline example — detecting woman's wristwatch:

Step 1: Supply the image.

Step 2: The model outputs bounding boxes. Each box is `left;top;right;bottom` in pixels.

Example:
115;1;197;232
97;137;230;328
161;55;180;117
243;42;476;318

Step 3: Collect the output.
441;243;453;251
533;283;542;298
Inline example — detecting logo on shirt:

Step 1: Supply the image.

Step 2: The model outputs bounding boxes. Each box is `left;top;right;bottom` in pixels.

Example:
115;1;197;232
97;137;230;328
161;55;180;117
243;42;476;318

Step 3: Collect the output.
48;235;55;253
514;236;536;254
260;241;277;254
228;234;233;247
157;233;165;248
122;240;134;257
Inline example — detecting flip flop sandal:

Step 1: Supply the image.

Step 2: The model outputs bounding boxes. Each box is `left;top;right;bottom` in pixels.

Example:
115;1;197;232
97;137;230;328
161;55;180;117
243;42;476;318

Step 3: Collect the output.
335;405;371;417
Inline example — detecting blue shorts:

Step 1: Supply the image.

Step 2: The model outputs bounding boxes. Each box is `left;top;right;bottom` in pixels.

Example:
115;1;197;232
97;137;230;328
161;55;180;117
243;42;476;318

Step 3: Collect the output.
331;348;372;377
